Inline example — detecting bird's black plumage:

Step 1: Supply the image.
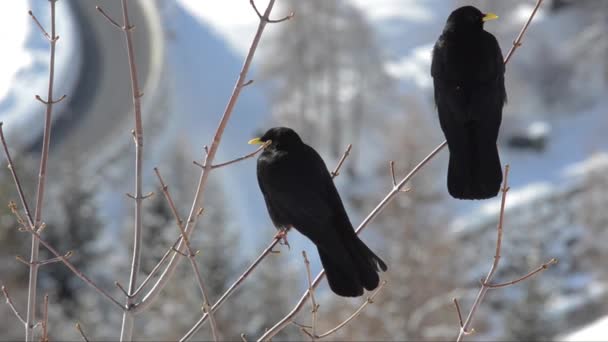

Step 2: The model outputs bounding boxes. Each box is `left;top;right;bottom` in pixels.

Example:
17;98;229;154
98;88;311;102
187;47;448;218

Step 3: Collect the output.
431;6;506;200
252;127;387;297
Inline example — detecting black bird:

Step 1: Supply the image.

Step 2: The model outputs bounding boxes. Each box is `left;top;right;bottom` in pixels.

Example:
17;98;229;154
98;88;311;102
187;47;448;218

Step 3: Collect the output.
431;6;506;200
250;127;387;297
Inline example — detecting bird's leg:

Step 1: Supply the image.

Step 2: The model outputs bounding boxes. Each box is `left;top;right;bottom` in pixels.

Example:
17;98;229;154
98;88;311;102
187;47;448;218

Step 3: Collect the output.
275;227;291;250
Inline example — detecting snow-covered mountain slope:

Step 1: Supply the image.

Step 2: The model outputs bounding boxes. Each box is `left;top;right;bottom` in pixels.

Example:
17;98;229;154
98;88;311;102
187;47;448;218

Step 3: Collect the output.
0;0;81;148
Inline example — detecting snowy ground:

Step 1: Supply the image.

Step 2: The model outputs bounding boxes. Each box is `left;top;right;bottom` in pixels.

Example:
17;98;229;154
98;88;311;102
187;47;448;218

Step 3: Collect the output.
0;0;81;148
561;315;608;342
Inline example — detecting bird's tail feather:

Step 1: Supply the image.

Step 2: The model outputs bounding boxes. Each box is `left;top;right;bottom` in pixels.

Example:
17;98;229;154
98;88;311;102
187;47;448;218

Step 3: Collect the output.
318;235;387;297
448;126;502;199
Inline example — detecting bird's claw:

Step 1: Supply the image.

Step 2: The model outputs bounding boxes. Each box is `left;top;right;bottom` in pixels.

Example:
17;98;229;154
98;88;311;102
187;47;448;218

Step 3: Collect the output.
275;228;291;250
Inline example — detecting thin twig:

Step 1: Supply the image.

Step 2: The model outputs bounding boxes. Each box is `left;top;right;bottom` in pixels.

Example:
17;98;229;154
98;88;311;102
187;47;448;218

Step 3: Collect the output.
485;258;558;289
76;322;90;342
26;1;60;339
503;0;544;65
301;251;318;341
154;168;220;341
96;0;149;339
1;286;26;325
135;0;288;317
455;165;556;341
330;144;352;178
193;141;271;170
95;6;123;30
28;10;51;40
0;124;34;226
453;298;464;328
180;142;352;341
315;280;387;339
41;294;49;342
18;222;124;309
15;251;74;267
250;0;294;23
454;165;510;341
389;161;397;187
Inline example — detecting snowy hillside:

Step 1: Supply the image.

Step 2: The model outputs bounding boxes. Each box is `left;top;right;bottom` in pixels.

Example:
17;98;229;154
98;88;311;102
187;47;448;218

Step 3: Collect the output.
0;0;81;148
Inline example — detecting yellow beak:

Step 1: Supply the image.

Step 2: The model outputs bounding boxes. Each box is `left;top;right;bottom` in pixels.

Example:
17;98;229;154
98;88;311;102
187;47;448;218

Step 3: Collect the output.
248;137;264;145
482;12;499;22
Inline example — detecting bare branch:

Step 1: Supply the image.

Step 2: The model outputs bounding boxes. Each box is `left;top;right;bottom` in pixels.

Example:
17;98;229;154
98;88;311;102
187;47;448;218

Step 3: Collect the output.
26;0;62;338
389;161;397;187
115;282;131;298
15;251;73;266
137;0;282;318
250;0;294;23
455;164;556;341
454;165;511;341
154;168;220;341
194;141;271;170
130;235;184;298
330;144;352;178
14;218;124;310
503;0;544;65
485;258;558;289
0;124;34;226
316;280;387;339
452;298;464;328
41;294;49;342
28;10;51;40
242;79;255;87
75;322;90;342
95;6;123;30
301;251;318;341
180;237;282;341
1;286;26;325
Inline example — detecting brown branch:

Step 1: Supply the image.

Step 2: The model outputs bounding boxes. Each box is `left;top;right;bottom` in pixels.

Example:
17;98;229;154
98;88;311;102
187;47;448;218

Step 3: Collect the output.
485;258;558;289
250;0;294;23
0;124;34;226
26;1;61;339
41;294;49;342
389;161;411;192
503;0;544;65
28;10;51;40
193;141;271;170
301;251;319;341
18;221;124;310
452;298;464;329
136;0;286;318
15;251;73;266
95;6;123;30
180;141;352;341
96;0;150;339
154;168;220;341
454;165;510;341
455;165;556;341
315;280;387;339
75;322;90;342
330;144;352;178
257;141;447;342
1;286;26;325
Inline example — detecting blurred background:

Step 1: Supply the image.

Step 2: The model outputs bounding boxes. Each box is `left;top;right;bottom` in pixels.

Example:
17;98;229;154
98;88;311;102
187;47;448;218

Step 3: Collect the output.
0;0;607;340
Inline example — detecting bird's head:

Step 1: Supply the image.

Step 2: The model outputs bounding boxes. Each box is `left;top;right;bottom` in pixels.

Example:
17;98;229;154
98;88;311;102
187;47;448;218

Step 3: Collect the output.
445;6;498;32
248;127;303;151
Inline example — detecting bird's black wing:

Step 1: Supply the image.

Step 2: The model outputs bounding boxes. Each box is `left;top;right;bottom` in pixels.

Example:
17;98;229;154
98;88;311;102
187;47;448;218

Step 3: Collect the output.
258;145;347;244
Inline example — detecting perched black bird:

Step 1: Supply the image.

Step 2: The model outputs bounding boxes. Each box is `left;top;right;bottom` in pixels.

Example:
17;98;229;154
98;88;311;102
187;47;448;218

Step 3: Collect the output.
250;127;387;297
431;6;506;200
